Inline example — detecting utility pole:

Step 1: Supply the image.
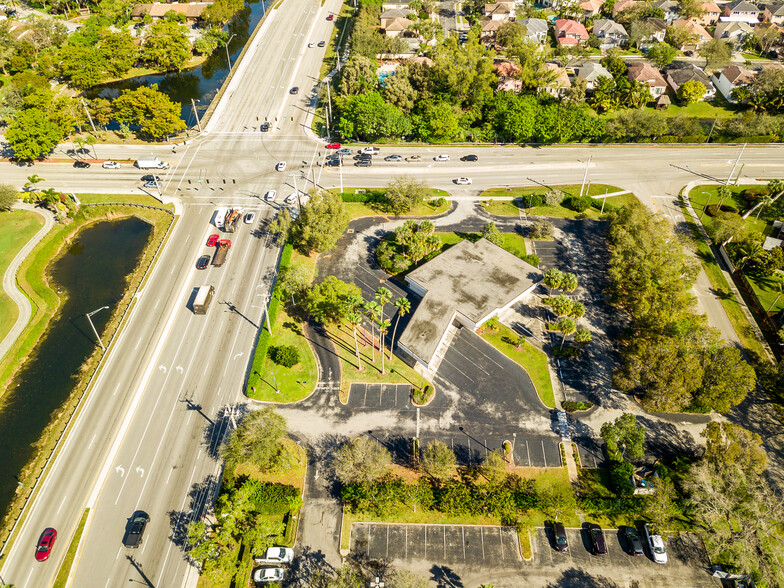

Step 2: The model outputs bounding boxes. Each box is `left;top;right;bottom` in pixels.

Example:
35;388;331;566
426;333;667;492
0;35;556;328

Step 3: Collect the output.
339;156;344;194
579;155;591;197
86;306;110;350
325;82;332;140
726;143;746;186
80;98;97;133
225;33;237;75
191;99;202;132
291;172;301;209
600;188;607;214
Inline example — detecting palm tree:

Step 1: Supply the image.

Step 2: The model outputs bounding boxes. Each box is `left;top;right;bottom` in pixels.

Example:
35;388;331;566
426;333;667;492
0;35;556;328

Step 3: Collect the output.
389;297;411;360
543;268;564;298
768;179;784;203
557;317;576;349
716;185;732;209
568;301;585;320
364;301;380;362
374;287;393;359
561;272;578;293
24;175;45;192
378;319;391;374
85;135;98;159
345;295;365;371
737;242;763;270
574;329;592;346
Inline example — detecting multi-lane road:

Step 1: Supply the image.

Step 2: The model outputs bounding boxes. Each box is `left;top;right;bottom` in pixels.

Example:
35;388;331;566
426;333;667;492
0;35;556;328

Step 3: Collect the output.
1;0;784;585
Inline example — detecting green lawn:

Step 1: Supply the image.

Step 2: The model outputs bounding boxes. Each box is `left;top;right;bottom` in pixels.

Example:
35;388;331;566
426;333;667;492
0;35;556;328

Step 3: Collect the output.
688;185;771;236
76;193;173;208
498;232;527;258
747;273;784;315
338;188;451;220
602;101;737;120
479;184;627;219
480;324;556;409
0;209;45;344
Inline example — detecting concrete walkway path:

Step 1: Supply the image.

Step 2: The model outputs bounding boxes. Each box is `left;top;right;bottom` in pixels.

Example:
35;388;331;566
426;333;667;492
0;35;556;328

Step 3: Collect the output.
0;203;55;362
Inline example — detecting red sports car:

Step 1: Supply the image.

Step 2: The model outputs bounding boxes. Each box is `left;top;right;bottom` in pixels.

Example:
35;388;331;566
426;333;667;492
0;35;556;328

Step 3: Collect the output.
326;142;341;149
327;14;334;20
207;234;219;247
35;528;57;562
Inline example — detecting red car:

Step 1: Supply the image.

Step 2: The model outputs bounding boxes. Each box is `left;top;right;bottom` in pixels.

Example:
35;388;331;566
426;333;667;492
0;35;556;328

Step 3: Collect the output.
35;528;57;562
207;234;219;247
218;239;232;248
326;14;334;20
326;142;341;149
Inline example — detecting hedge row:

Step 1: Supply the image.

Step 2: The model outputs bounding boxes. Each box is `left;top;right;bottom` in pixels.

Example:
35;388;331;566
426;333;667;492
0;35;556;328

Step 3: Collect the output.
246;480;300;515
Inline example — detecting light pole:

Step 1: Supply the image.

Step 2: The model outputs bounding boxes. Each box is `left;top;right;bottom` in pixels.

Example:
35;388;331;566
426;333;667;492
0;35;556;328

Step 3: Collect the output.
699;191;711;220
86;305;110;350
225;33;237;73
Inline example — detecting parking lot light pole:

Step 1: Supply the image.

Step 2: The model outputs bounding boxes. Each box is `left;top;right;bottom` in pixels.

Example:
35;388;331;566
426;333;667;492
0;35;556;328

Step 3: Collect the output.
86;305;110;350
699;191;711;220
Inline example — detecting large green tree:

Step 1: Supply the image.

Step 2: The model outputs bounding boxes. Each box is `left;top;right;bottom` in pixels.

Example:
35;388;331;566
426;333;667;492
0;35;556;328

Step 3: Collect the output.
113;84;186;139
384;175;430;214
696;347;756;413
600;413;645;461
6;108;64;161
308;276;362;324
0;184;18;211
421;440;456;481
220;406;292;472
290;190;349;254
333;436;392;485
338;91;411;141
701;421;768;477
140;21;192;71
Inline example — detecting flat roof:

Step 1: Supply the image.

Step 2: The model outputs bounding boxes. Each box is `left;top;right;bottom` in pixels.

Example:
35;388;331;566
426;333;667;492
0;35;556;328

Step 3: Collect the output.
398;238;542;365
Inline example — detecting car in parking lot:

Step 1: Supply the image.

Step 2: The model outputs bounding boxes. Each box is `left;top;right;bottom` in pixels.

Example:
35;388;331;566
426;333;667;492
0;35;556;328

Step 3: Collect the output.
123;512;149;548
285;193;297;205
143;180;158;188
326;142;341;149
454;177;472;185
553;522;568;552
461;154;478;162
264;190;277;202
207;234;220;247
244;211;256;224
337;148;353;155
260;122;270;132
141;175;161;182
253;567;285;584
384;154;403;162
74;160;91;168
275;161;286;171
254;546;294;564
433;154;450;161
355;159;372;167
405;155;422;162
623;526;644;556
359;146;380;154
35;528;57;562
588;524;607;555
644;523;667;564
290;86;299;94
102;160;121;169
318;40;326;47
196;254;210;270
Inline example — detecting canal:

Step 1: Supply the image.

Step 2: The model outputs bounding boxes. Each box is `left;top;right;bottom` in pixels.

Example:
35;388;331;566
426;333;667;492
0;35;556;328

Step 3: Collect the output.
0;217;153;520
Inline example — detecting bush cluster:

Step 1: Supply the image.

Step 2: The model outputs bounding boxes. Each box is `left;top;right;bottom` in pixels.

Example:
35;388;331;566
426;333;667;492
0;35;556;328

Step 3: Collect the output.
244;480;300;515
268;344;300;368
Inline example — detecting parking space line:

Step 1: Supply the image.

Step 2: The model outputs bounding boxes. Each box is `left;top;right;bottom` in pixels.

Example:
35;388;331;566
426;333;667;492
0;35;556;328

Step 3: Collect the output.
386;525;389;559
405;526;408;558
443;527;446;560
362;385;368;407
462;526;466;560
480;527;485;560
425;526;427;559
526;440;532;467
378;385;383;407
499;527;504;559
541;440;547;467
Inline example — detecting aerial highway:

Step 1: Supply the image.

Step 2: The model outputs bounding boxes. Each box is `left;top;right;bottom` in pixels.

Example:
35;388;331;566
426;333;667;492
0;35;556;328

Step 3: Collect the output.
1;0;784;584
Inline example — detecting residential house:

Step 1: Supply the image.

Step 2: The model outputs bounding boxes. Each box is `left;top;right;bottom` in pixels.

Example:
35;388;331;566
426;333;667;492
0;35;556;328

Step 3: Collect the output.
554;18;589;45
627;61;668;96
495;62;523;91
593;19;629;48
381;0;417;9
666;64;716;98
612;0;637;16
714;20;755;44
695;1;721;25
574;61;613;89
518;18;549;43
479;18;505;41
130;2;213;24
721;0;762;23
484;2;515;20
671;19;713;48
711;64;756;100
579;0;603;18
638;17;667;49
380;8;416;36
763;3;784;24
541;62;572;97
652;0;680;22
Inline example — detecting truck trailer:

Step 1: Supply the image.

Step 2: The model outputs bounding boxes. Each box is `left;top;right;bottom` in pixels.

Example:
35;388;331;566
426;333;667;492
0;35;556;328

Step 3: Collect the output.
192;285;215;314
223;209;241;233
135;157;170;170
213;240;231;267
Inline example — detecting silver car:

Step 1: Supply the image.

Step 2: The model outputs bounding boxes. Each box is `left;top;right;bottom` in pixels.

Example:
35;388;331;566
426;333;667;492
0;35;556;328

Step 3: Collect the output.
253;546;294;563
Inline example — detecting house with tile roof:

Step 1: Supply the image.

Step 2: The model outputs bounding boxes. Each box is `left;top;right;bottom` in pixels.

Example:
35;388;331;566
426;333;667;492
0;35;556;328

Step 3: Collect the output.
666;63;716;98
612;0;637;15
131;2;213;23
480;18;506;41
574;61;613;89
671;19;713;47
579;0;603;17
694;1;721;25
484;1;515;20
627;61;668;96
715;20;755;44
638;17;667;48
518;18;549;43
554;19;589;45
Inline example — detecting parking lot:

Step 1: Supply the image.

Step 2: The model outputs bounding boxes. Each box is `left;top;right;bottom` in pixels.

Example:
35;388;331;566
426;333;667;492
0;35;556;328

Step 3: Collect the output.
530;239;563;270
351;523;522;566
573;436;608;468
346;383;415;410
416;432;562;468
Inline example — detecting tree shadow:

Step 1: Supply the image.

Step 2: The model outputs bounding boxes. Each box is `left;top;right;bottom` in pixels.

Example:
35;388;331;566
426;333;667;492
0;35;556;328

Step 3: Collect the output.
430;564;463;587
167;473;221;556
545;567;623;588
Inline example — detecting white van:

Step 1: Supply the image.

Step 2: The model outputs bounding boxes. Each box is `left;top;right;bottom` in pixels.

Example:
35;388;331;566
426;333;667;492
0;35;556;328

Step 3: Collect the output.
213;207;228;229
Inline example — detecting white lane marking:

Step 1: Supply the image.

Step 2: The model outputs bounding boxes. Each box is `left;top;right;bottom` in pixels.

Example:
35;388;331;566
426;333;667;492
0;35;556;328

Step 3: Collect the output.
88;434;97;449
135;336;142;350
113;383;121;396
57;495;67;514
115;466;125;478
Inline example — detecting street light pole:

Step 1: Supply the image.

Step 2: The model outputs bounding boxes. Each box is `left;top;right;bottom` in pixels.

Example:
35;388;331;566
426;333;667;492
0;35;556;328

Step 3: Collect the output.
86;305;110;351
225;34;237;74
699;191;711;220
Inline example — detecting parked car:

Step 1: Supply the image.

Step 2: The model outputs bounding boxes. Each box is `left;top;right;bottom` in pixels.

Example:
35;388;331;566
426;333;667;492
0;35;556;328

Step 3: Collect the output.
644;523;667;564
253;567;285;584
434;154;450;161
454;177;472;185
290;86;299;95
337;148;353;155
35;528;57;562
74;160;90;168
588;524;607;556
244;211;256;224
359;146;380;154
141;175;161;182
123;512;149;549
260;122;270;132
285;193;297;205
354;160;372;167
318;40;326;47
461;154;478;162
254;546;294;564
264;190;277;202
553;522;568;552
326;142;341;149
102;161;121;169
196;254;210;270
384;155;403;162
207;234;220;247
405;155;422;162
275;161;286;171
623;526;644;556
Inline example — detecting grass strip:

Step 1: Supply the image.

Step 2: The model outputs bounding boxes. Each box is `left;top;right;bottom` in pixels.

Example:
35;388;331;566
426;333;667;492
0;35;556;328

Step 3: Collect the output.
52;508;90;588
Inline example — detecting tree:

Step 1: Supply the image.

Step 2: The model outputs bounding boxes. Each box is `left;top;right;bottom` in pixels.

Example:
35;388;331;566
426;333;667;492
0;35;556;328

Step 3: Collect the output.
555;317;576;349
220;407;290;472
364;300;380;363
665;24;697;50
113;84;186;139
337;92;411;141
338;55;378;96
678;0;706;19
702;421;768;477
629;20;656;49
421;440;456;481
24;175;45;192
140;21;192;71
677;80;707;104
574;329;592;346
375;286;393;372
384;176;430;214
383;65;417;113
7;109;63;161
567;300;585;319
0;184;17;211
641;477;677;530
389;296;411;360
194;27;228;55
646;42;677;68
496;20;525;47
481;222;502;246
290;190;349;254
701;39;732;71
267;208;292;245
561;272;578;293
539;480;576;521
600;413;645;461
697;346;755;413
345;295;366;371
550;295;574;318
308;276;362;324
543;268;565;297
707;211;746;245
737;241;764;270
482;450;508;483
753;24;782;55
277;261;311;304
333;436;392;485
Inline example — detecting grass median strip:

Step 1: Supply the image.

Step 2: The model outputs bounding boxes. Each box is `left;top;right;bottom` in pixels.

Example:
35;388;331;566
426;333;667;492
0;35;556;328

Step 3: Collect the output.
53;508;89;588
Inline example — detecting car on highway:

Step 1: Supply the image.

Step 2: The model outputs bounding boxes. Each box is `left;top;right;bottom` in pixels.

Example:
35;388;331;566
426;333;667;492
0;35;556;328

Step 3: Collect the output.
102;161;121;169
454;177;472;185
337;148;353;155
265;190;277;202
461;154;478;162
588;524;607;556
244;211;256;224
73;160;91;168
622;526;644;556
260;122;270;132
196;255;210;270
553;522;568;552
354;159;372;167
318;40;326;47
325;159;341;167
254;546;294;564
141;175;161;182
359;146;380;155
326;142;341;149
326;13;334;20
143;180;158;188
384;155;403;162
290;86;299;94
275;161;286;171
207;234;220;247
253;567;285;584
123;512;149;548
353;153;372;160
433;154;450;161
285;193;297;205
405;155;422;162
308;42;315;47
644;523;667;564
35;528;57;562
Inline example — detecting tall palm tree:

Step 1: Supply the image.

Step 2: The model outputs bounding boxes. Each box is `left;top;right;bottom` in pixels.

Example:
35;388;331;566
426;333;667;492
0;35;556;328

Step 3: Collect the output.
558;317;576;349
561;272;578;293
737;242;763;270
364;300;380;363
543;268;564;298
389;297;411;360
374;287;393;358
716;185;731;209
24;174;45;192
768;179;784;203
754;195;773;220
378;319;391;374
345;294;365;371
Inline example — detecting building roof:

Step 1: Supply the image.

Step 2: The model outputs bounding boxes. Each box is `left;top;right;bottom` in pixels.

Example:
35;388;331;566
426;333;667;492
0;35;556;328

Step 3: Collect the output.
613;0;637;13
641;16;667;31
518;17;548;36
398;239;542;366
668;64;715;89
493;60;522;76
544;62;572;88
580;0;604;10
652;0;680;11
380;8;416;19
480;18;505;32
768;4;784;15
697;1;720;12
719;64;756;83
725;0;760;12
132;2;213;18
627;61;668;86
593;18;629;36
484;1;514;14
715;20;754;36
672;19;712;40
383;16;414;31
554;19;589;38
576;61;613;81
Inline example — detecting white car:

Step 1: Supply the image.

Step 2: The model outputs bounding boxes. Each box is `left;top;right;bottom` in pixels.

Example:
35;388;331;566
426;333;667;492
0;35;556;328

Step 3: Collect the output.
252;567;285;583
102;161;121;169
434;154;450;161
265;190;277;202
359;146;380;155
644;523;667;564
275;161;286;172
244;211;256;223
254;546;294;564
308;42;315;48
285;193;297;205
455;177;472;185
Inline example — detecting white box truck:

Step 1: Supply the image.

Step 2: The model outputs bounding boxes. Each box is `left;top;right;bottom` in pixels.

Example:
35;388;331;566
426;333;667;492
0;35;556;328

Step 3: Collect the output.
135;157;170;170
193;286;215;314
213;207;228;229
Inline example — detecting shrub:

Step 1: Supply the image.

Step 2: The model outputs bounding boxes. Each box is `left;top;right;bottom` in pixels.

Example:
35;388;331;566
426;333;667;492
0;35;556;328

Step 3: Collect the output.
521;193;544;209
705;203;738;216
376;240;411;274
529;219;553;239
244;480;299;514
432;197;446;207
341;192;370;202
610;460;635;496
562;400;594;412
544;189;565;207
521;253;540;267
269;345;300;367
564;195;593;212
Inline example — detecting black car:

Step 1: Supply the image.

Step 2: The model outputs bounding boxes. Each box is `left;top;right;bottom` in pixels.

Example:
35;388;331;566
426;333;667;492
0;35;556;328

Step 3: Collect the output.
353;153;372;160
623;526;644;556
325;159;342;167
553;522;568;552
354;160;372;167
290;86;299;94
260;122;270;132
461;154;478;162
123;512;149;548
588;524;607;556
141;175;161;182
318;41;326;47
73;160;90;168
196;255;210;270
